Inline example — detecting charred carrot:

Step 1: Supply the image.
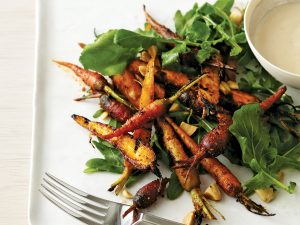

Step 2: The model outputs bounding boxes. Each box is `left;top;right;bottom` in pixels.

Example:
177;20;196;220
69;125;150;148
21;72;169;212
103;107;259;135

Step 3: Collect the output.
165;118;273;216
158;119;217;220
112;70;142;108
123;178;169;218
231;90;259;107
259;86;287;111
54;60;134;109
99;94;133;123
72;115;156;170
102;75;206;139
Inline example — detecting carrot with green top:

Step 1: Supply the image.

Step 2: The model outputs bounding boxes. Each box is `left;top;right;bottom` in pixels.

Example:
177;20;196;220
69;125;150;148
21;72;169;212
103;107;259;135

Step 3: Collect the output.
101;75;207;139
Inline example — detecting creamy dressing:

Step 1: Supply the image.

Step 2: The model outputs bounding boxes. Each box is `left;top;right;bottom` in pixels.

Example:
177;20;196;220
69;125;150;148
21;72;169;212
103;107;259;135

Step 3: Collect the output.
253;2;300;75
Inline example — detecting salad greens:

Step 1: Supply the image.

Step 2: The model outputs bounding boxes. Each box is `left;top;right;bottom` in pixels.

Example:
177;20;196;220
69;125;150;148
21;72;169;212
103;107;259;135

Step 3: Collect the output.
82;0;299;199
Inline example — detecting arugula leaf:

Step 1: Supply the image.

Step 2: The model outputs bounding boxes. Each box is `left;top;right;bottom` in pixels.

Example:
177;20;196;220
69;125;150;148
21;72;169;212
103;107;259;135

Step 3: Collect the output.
166;171;184;200
230;103;299;193
93;109;104;118
114;29;157;50
108;118;121;128
150;132;170;166
84;139;124;174
214;0;234;15
161;43;188;69
80;30;137;75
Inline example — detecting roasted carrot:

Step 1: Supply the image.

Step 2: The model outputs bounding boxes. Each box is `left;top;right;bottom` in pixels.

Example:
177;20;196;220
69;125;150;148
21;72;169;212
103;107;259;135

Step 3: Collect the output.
112;69;142;108
159;70;190;88
143;6;180;39
123;178;169;218
135;73;165;99
54;60;108;92
165;117;273;216
99;94;133;123
158;119;217;220
139;46;157;109
72;115;156;170
231;90;259;107
102;75;205;139
260;86;287;111
54;60;134;109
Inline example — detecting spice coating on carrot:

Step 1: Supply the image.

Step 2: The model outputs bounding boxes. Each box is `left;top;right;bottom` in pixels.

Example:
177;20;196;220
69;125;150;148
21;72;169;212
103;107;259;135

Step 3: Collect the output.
72;114;155;170
112;70;142;108
53;60;108;92
99;95;133;123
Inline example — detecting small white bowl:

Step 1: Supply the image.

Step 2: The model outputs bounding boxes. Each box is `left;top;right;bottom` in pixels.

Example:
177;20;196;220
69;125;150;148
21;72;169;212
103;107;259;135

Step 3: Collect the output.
244;0;300;89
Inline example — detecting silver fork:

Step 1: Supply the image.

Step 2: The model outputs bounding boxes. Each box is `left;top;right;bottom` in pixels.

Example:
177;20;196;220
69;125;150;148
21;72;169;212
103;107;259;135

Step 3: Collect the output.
40;173;182;225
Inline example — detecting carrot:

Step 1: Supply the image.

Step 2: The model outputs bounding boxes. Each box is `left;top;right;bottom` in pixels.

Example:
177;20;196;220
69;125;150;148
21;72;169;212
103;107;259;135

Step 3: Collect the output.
158;119;217;220
53;60;108;92
99;94;133;123
259;86;287;111
159;70;190;87
54;60;134;109
112;69;142;108
135;74;165;99
139;46;157;109
143;5;180;39
231;90;259;107
123;178;169;218
72;115;156;170
101;75;205;139
165;118;273;216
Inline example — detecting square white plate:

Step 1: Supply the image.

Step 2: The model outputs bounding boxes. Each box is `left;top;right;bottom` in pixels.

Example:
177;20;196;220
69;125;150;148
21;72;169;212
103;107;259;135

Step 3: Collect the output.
29;0;300;224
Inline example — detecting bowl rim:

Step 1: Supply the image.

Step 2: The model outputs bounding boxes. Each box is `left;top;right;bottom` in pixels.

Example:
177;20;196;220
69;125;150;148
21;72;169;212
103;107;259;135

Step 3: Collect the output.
244;0;300;78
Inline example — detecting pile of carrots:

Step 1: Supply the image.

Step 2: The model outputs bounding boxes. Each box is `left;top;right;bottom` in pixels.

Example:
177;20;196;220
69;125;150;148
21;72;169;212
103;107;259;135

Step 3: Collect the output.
53;7;289;225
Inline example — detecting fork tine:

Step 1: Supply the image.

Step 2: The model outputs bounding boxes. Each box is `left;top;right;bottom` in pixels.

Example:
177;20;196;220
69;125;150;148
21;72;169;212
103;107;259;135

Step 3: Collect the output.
43;177;108;214
41;183;105;222
46;172;109;207
39;188;103;225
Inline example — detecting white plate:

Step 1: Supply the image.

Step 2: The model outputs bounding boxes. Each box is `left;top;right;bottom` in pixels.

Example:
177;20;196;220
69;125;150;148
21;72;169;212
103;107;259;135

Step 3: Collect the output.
29;0;300;224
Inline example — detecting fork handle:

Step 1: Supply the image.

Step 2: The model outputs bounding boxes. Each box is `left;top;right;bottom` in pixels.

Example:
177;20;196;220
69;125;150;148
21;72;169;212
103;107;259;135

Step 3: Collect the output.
135;213;182;225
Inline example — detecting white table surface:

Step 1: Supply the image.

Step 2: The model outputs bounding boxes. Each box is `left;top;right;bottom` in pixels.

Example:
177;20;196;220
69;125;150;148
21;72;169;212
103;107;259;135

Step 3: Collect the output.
0;0;34;224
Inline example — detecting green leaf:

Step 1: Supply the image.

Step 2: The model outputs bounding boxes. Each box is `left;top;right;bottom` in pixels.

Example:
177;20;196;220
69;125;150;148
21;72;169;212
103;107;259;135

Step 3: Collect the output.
114;29;157;50
80;30;137;75
185;21;211;42
230;103;299;193
84;138;124;174
166;171;184;200
93;109;104;118
161;43;188;68
84;158;124;174
214;0;234;15
196;42;218;63
174;4;199;36
108;118;121;128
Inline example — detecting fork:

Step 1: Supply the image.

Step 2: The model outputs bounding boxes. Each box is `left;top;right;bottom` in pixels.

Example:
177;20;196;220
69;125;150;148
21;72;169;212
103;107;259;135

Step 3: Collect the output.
40;173;182;225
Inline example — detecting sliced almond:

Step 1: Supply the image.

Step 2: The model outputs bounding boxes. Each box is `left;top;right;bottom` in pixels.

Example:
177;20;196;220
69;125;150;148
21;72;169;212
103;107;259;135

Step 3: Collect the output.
204;183;222;201
255;188;275;203
183;211;195;225
220;81;231;95
180;122;198;136
230;7;244;26
99;111;109;121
